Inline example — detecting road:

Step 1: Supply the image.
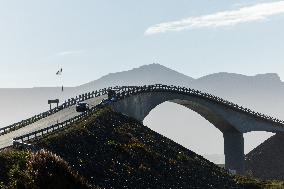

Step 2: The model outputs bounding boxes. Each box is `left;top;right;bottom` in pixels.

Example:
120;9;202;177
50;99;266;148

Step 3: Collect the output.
0;95;106;149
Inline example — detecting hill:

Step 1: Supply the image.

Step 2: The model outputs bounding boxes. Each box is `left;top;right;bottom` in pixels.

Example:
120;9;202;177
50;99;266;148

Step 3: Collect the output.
245;133;284;180
32;107;240;188
28;107;283;189
1;107;284;188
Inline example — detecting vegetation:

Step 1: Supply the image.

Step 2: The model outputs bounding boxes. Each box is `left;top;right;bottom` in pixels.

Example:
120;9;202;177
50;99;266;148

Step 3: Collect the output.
235;175;284;189
0;149;92;189
0;150;31;189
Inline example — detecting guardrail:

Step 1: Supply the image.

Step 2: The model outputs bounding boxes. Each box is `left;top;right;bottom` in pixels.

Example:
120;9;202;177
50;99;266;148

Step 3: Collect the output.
13;104;101;144
0;86;135;136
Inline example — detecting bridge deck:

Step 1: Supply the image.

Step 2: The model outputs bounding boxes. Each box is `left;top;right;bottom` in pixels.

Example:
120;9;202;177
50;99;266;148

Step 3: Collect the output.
0;95;106;149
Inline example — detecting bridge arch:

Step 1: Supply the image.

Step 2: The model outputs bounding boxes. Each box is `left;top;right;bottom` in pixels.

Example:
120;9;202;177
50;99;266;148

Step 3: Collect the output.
143;101;225;161
113;92;239;132
110;85;284;174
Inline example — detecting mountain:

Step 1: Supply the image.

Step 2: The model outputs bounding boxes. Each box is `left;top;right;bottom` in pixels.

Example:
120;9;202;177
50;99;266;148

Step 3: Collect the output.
191;72;284;117
1;63;284;164
77;63;194;92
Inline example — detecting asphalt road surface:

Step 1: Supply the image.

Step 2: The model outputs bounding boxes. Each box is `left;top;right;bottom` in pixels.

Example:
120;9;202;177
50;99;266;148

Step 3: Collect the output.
0;95;106;149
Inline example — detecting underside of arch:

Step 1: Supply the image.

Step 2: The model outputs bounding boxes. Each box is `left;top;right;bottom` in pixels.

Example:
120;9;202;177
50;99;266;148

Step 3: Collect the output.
170;99;237;133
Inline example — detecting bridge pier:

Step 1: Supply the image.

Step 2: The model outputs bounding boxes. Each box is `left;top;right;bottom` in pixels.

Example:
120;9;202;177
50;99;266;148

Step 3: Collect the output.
223;131;245;174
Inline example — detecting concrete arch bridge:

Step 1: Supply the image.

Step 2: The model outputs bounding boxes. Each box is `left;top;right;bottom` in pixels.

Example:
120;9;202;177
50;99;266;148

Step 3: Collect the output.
110;84;284;174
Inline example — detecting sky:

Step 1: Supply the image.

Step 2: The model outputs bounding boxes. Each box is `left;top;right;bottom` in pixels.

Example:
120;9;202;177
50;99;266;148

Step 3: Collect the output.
0;0;284;88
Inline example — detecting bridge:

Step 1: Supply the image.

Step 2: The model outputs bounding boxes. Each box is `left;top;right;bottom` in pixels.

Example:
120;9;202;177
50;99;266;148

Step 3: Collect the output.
1;84;284;175
0;91;107;148
110;84;284;174
0;86;136;148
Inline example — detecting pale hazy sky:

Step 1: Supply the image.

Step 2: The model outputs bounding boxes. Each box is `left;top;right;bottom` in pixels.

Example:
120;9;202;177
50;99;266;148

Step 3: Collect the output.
0;0;284;88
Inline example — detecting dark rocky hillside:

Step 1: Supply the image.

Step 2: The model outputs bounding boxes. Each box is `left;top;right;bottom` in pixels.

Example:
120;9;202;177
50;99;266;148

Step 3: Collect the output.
32;108;260;189
1;107;283;188
246;133;284;180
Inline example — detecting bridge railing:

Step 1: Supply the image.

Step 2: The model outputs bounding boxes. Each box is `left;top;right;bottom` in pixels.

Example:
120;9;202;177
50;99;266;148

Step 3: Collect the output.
13;103;103;144
112;84;284;126
0;85;142;136
9;83;284;151
11;87;143;147
0;87;116;136
3;84;284;138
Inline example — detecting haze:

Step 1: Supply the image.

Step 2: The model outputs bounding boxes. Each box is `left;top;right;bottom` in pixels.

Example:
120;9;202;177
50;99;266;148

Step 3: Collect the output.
0;1;283;163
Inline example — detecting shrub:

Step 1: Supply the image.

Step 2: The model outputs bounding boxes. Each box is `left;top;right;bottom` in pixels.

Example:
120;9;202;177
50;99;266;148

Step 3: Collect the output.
26;149;90;189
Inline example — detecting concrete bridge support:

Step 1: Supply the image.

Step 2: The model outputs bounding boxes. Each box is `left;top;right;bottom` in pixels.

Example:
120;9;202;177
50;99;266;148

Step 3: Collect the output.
223;131;245;174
